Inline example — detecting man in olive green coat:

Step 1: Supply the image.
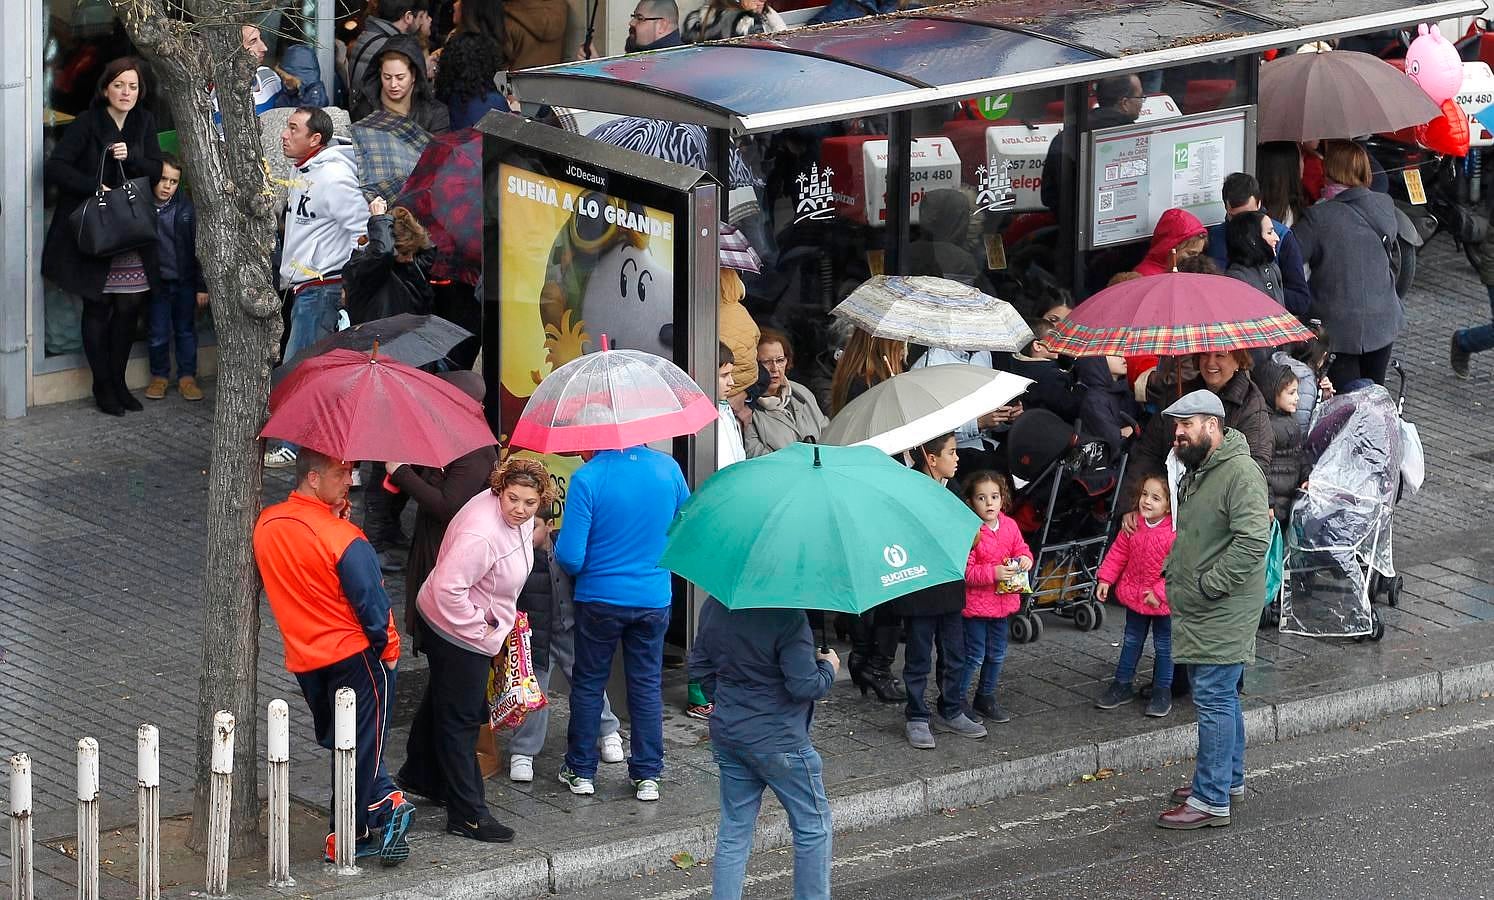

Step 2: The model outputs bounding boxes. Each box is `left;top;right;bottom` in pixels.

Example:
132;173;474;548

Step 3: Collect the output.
1154;390;1270;831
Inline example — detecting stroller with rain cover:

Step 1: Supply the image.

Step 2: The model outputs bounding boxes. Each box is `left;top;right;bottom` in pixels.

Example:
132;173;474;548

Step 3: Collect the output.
1004;409;1128;644
1280;379;1407;641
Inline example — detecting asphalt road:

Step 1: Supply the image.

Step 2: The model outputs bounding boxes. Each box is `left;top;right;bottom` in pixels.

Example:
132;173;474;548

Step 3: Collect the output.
574;700;1494;899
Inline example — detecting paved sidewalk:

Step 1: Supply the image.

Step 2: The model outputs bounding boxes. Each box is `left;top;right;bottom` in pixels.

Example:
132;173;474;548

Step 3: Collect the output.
0;234;1492;897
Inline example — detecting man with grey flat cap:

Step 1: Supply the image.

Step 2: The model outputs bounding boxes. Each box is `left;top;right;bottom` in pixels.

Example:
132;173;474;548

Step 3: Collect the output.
1152;389;1270;832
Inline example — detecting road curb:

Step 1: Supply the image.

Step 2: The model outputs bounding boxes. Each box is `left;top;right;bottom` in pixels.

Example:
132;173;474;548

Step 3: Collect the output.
339;661;1494;898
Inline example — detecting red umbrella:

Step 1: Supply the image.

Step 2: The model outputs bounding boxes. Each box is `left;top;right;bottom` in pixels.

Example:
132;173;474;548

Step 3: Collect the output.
1045;273;1312;357
394;128;482;286
263;348;495;466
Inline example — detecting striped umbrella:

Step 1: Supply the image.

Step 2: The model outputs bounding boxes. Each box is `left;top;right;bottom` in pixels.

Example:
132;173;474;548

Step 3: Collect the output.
1046;272;1312;357
831;276;1032;352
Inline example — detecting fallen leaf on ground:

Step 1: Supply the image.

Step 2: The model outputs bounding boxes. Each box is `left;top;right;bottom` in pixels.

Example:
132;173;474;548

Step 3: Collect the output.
671;852;696;870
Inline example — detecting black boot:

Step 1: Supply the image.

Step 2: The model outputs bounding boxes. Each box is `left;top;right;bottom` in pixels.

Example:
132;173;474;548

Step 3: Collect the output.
92;381;125;417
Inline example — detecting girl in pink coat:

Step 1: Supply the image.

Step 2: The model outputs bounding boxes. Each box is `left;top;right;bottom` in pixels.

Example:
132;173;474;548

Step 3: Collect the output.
959;472;1033;725
1094;474;1176;717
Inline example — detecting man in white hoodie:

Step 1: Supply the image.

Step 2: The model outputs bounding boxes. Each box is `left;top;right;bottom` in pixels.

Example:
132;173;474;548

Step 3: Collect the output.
267;106;368;468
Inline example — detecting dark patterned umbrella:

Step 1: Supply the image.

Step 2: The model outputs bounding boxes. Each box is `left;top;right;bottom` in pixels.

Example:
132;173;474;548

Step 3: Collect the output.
351;111;430;202
586;117;760;188
394;128;482;286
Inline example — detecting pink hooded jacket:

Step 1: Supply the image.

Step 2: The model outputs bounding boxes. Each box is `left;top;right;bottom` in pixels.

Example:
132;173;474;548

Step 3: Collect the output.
1133;209;1207;276
964;515;1034;619
1095;514;1174;616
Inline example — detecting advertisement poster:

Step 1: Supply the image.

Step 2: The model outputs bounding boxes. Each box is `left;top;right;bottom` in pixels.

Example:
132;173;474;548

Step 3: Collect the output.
496;162;678;510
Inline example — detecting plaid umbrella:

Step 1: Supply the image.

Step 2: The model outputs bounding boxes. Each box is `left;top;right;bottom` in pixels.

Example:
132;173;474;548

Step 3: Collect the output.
394;128;482;286
351;111;430;203
719;222;761;273
832;275;1032;352
1046;272;1313;357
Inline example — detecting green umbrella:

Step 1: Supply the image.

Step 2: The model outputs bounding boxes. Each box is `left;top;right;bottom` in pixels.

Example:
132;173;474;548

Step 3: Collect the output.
661;443;981;614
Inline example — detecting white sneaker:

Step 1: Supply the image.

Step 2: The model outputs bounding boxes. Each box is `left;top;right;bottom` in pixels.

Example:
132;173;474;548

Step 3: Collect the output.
633;778;660;802
509;754;534;783
263;446;298;469
600;733;625;764
558;766;595;796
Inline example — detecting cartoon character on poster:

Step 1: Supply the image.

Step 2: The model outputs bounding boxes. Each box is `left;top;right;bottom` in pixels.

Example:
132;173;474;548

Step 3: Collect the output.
537;190;675;373
1406;23;1470;157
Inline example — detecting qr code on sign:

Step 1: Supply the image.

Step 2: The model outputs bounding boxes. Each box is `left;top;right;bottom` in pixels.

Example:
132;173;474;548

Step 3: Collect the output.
1097;191;1115;213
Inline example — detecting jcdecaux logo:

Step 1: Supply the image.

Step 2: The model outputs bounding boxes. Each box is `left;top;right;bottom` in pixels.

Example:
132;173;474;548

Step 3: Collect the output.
880;544;928;587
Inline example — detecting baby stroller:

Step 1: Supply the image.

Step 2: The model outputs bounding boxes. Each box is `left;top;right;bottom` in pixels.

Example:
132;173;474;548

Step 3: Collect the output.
1279;374;1409;641
1005;409;1129;644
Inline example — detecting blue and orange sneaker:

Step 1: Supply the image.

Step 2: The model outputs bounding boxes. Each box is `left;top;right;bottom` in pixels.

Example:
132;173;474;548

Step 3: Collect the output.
323;831;380;864
369;790;416;867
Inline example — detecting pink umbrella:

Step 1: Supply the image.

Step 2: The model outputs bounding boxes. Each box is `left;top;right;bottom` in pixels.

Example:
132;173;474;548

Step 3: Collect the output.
510;338;716;453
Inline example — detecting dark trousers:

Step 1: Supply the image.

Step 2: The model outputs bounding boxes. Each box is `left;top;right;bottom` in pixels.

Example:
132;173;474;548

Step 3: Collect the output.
146;279;198;378
1326;343;1392;388
81;293;143;406
363;462;410;550
295;647;399;836
848;606;900;670
433;281;481;370
902;612;966;722
398;618;492;824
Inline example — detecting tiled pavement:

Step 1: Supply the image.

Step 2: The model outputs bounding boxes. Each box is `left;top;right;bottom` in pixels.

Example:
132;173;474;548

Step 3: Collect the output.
0;234;1492;896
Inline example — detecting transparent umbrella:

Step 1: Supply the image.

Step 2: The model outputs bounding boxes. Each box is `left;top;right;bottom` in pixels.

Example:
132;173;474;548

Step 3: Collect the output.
832;276;1032;352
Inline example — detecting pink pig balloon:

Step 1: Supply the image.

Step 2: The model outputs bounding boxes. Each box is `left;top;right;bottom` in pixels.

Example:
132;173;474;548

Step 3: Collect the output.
1404;23;1464;104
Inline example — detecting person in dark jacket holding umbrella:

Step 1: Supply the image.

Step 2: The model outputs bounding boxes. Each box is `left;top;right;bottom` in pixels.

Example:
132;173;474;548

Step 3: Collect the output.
42;56;164;417
1292;140;1404;386
344;197;436;326
688;597;838;900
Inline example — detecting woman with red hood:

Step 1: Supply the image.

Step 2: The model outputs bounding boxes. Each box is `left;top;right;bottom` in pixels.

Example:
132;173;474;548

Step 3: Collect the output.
1133;208;1209;276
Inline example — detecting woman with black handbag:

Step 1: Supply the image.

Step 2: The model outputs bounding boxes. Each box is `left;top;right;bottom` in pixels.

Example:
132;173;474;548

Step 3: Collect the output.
42;56;164;416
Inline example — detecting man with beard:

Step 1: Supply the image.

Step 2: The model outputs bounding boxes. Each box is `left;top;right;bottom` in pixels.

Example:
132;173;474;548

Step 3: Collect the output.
1154;390;1270;830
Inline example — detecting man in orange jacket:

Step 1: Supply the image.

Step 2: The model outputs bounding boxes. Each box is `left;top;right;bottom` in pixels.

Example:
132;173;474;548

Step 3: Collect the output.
254;448;413;866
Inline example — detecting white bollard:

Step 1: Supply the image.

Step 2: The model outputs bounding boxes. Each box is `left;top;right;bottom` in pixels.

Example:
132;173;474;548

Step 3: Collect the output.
332;687;358;874
267;700;295;888
205;711;235;899
76;738;100;900
10;754;34;900
137;725;160;900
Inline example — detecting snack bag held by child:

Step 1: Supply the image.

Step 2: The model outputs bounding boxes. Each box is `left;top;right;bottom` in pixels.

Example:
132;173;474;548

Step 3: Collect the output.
997;558;1032;595
488;612;548;731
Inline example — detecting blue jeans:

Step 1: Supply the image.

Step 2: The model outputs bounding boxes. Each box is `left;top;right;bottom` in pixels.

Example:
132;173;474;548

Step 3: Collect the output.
564;601;670;781
1187;663;1246;816
1114;610;1173;690
959;616;1008;699
274;282;342;452
146;279;198;378
902;612;966;722
1455;285;1494;354
711;744;832;900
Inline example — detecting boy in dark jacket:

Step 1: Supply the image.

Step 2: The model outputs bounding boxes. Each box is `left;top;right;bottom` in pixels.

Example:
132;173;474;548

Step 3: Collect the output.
1252;360;1310;523
145;155;208;402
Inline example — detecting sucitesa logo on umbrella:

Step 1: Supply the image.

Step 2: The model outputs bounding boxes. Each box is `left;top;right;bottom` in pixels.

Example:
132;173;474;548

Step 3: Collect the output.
880;544;928;588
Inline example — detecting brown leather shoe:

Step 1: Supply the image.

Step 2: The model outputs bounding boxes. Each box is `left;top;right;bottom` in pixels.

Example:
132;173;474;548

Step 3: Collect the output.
178;376;203;402
144;377;169;400
1156;803;1229;830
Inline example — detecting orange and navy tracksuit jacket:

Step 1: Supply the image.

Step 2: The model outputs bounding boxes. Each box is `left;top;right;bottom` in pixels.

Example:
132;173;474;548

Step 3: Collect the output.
253;492;400;673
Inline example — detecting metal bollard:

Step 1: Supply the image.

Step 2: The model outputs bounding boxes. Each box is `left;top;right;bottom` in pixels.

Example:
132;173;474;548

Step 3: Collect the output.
10;754;34;900
76;738;100;900
267;700;295;887
137;726;160;900
205;711;235;898
333;687;358;874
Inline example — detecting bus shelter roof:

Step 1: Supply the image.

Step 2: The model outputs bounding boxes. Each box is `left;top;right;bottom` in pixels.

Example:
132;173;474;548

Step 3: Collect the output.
509;0;1481;133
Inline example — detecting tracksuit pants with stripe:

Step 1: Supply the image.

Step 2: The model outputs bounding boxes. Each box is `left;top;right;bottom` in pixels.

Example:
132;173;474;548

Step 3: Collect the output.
296;646;399;836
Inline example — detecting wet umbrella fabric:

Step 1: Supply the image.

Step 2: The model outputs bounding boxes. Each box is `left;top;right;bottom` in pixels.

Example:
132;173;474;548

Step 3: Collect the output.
831;276;1033;352
393;128;483;285
820;364;1032;455
719;222;762;273
271;314;473;387
660;443;981;614
1258;49;1441;142
1044;273;1312;357
262;348;495;466
351;111;431;202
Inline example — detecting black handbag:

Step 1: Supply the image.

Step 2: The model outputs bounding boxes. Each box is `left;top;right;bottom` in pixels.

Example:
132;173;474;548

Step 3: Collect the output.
67;152;157;258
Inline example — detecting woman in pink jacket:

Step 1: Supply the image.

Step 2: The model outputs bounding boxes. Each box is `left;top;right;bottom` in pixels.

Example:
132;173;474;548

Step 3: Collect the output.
959;472;1033;725
1094;474;1176;717
398;457;553;844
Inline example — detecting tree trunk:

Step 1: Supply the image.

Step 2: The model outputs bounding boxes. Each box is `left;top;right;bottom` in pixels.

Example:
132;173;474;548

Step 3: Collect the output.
110;4;284;856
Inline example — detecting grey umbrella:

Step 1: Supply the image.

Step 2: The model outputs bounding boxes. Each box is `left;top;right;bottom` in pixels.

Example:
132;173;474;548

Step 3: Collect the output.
1258;49;1441;143
820;364;1031;456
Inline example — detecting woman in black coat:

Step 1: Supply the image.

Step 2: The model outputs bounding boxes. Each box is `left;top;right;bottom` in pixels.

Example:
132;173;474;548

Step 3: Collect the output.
42;56;164;416
1224;210;1286;307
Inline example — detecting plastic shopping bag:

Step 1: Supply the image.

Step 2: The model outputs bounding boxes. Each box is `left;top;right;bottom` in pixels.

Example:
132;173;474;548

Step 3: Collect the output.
487;612;547;731
1399;420;1425;495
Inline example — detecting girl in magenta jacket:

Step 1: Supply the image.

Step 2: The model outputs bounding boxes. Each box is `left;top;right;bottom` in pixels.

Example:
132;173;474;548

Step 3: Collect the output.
1094;474;1176;717
959;472;1033;725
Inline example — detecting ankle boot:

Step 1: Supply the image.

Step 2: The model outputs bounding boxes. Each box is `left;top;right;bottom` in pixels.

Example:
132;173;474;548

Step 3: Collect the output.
93;381;125;417
852;658;906;702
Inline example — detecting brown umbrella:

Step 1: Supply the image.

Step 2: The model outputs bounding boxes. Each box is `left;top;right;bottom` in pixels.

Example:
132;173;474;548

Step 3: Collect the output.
1258;49;1441;142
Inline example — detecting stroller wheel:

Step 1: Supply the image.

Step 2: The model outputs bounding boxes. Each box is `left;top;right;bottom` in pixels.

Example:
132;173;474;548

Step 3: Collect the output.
1073;603;1097;632
1387;576;1403;608
1010;614;1033;644
1093;601;1106;630
1027;612;1045;643
1370;615;1386;642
